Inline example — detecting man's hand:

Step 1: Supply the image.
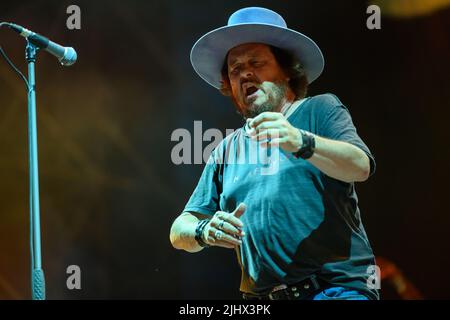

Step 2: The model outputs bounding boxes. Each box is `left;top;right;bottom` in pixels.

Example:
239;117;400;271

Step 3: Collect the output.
202;203;246;249
247;112;302;153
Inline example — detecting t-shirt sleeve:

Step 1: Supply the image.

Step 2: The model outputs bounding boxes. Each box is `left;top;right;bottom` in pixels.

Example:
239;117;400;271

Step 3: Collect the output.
183;149;222;216
318;95;376;177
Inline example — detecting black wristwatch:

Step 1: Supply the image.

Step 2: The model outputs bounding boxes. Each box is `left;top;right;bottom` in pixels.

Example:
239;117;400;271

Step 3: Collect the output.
293;129;316;159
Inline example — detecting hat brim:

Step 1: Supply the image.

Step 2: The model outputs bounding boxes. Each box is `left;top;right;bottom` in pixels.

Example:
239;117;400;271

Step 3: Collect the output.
190;23;325;89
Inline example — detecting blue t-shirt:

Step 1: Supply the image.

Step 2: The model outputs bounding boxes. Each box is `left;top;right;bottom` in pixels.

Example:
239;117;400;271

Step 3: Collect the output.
183;93;379;299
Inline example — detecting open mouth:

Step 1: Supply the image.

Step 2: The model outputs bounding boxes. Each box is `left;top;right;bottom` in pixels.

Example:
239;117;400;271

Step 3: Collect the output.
245;86;258;97
242;82;261;101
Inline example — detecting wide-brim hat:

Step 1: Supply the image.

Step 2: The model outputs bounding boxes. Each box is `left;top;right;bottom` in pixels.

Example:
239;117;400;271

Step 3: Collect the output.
190;7;325;89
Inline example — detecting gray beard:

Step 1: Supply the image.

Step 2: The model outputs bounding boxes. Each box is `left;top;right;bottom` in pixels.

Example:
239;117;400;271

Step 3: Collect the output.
242;83;286;119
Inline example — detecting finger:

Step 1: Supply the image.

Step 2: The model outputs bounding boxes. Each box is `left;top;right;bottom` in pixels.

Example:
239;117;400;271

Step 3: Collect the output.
260;137;286;148
211;216;242;236
254;120;283;132
209;227;242;246
221;232;242;246
249;112;282;129
205;229;234;248
220;220;243;237
250;129;283;141
216;211;243;229
232;203;246;219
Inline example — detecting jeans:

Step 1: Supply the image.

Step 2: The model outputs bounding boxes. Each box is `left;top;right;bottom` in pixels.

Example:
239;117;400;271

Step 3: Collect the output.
311;286;369;300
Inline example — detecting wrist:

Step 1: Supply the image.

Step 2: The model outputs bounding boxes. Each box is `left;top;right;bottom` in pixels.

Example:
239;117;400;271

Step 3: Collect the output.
194;219;210;248
293;129;316;159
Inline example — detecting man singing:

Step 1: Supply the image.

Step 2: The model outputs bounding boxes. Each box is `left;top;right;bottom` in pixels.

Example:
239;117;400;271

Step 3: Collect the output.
170;7;379;300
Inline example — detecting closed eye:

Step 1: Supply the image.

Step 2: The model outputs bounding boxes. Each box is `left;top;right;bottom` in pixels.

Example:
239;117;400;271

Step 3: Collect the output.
229;63;242;76
251;60;266;67
230;67;240;76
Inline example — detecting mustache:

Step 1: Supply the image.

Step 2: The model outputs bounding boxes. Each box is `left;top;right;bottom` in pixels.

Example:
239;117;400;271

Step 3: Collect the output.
240;77;260;87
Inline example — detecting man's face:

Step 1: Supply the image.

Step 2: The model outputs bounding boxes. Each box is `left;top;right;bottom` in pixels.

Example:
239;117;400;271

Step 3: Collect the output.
226;43;292;118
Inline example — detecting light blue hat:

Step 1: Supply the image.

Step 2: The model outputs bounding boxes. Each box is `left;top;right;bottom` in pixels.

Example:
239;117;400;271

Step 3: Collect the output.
190;7;324;89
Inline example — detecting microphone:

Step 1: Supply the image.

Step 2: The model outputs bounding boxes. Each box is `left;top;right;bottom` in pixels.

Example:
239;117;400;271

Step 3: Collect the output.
4;23;77;66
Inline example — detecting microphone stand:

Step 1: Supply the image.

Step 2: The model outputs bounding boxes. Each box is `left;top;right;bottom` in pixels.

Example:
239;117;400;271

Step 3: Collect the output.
25;40;45;300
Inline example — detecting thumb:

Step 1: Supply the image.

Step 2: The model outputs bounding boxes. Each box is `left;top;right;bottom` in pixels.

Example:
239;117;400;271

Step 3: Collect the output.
232;203;246;218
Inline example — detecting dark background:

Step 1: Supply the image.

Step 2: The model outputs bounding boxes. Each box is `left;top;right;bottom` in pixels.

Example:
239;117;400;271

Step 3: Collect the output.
0;0;449;299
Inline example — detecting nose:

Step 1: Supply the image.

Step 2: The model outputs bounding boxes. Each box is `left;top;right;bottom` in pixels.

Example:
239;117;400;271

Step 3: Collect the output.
240;67;255;82
243;69;253;78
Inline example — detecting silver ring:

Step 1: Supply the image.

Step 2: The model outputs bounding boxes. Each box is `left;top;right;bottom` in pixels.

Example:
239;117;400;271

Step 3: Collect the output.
218;219;225;230
214;230;223;240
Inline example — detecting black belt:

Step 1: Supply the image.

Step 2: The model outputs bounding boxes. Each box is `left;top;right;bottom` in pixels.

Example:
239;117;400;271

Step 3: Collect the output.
242;276;325;300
